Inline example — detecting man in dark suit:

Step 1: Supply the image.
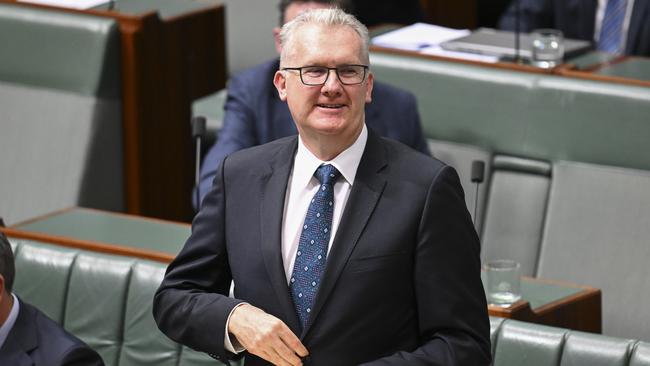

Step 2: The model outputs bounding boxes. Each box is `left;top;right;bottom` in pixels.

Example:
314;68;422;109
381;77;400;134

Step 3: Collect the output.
499;0;650;56
196;0;429;206
154;8;490;366
0;233;104;366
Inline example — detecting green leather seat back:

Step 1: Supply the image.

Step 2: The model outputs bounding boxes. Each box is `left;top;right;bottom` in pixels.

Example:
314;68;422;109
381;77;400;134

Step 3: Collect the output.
538;161;650;341
0;3;123;225
490;318;650;366
492;318;566;366
631;342;650;366
10;239;223;366
119;262;180;366
560;332;634;366
481;156;551;276
66;253;134;365
369;52;650;173
427;139;492;233
12;241;77;322
489;316;506;356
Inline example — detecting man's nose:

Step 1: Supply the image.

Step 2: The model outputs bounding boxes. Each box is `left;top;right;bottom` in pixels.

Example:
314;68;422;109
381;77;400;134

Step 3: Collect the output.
321;69;343;94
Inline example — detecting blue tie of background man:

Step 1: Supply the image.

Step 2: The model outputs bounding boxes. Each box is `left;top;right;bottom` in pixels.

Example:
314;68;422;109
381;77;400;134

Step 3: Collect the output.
290;164;340;328
599;0;627;54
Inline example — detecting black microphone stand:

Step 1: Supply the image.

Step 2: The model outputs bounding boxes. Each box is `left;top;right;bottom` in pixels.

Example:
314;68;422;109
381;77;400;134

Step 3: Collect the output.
514;0;521;64
191;116;207;211
470;160;486;229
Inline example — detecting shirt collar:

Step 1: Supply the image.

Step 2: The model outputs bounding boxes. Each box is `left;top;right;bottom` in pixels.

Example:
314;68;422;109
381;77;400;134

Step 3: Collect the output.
294;124;368;188
0;293;20;350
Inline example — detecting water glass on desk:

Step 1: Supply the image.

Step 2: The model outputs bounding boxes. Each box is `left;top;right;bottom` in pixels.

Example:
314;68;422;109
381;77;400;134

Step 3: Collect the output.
531;29;564;68
485;259;521;307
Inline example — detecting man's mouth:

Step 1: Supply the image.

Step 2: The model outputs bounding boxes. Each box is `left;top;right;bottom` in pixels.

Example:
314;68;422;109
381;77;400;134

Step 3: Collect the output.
316;104;345;109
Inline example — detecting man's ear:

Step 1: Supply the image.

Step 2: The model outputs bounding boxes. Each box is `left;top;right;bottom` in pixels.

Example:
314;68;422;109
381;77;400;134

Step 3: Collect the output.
273;27;282;55
273;70;288;101
365;71;374;103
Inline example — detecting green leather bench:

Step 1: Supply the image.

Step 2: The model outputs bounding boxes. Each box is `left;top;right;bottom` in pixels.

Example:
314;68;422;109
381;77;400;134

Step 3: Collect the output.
0;3;124;225
7;236;224;366
7;235;650;366
490;317;650;366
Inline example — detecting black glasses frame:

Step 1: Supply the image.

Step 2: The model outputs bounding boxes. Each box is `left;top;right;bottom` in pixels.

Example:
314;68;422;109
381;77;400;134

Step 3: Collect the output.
281;65;369;86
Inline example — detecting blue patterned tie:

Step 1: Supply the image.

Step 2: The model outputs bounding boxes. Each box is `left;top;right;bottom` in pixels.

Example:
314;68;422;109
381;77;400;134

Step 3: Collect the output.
290;164;340;328
598;0;627;54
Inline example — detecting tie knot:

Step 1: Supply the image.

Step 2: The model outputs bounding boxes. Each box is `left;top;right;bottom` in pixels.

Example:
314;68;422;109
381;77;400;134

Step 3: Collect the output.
314;164;340;186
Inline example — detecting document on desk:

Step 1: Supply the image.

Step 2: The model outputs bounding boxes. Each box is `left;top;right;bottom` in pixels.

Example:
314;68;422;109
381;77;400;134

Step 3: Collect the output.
371;23;499;63
18;0;109;9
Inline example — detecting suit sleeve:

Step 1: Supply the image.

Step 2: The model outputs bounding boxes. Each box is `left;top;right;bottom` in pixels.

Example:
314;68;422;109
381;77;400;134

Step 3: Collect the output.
360;166;491;365
498;0;554;32
403;92;430;156
196;73;260;207
154;157;245;363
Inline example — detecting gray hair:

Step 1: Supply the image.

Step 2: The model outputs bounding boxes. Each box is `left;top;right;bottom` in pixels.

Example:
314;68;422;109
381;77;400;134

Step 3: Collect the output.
277;0;350;26
279;8;369;66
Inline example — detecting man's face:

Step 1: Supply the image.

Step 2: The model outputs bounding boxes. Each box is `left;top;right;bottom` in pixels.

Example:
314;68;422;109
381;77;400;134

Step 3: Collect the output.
273;24;373;146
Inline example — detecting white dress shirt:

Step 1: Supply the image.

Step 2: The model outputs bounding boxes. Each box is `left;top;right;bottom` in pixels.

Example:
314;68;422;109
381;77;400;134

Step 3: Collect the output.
224;125;368;353
594;0;636;49
281;125;367;282
0;293;20;350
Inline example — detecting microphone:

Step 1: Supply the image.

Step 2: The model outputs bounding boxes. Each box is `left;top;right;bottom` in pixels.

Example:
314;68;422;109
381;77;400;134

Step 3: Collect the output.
514;0;522;64
191;116;207;210
470;160;485;228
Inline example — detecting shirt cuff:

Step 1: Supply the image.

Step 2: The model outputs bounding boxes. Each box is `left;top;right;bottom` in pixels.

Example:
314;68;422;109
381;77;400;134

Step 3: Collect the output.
224;302;248;354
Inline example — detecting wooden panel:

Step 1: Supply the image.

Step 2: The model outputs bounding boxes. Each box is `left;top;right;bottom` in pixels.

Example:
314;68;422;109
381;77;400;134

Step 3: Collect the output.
419;0;477;29
1;0;227;222
488;277;602;333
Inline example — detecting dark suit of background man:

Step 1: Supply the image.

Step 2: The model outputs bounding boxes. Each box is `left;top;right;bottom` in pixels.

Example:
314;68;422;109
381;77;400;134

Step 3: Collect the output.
499;0;650;56
0;233;104;366
155;7;490;366
196;0;429;207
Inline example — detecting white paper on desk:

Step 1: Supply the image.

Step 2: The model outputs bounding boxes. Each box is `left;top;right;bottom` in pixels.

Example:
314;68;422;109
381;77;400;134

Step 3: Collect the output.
371;22;471;51
419;45;500;63
18;0;108;9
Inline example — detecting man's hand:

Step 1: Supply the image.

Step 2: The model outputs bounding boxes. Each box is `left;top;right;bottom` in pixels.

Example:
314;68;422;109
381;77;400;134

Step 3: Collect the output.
228;304;308;365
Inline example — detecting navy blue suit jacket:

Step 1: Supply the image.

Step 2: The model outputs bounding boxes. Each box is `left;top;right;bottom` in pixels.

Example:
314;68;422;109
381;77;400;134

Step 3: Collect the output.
0;298;104;366
155;130;491;365
499;0;650;56
197;58;429;205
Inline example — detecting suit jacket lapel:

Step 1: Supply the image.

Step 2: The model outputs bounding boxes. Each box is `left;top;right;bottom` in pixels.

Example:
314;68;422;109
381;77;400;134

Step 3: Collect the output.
302;131;388;337
626;0;648;54
259;137;302;334
0;299;37;366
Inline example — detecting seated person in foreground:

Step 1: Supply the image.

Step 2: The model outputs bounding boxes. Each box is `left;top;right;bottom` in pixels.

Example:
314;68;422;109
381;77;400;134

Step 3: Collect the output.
196;0;430;206
0;232;105;366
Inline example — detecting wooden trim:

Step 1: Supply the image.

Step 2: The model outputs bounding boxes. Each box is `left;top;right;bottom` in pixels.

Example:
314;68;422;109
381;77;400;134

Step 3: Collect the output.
0;226;174;263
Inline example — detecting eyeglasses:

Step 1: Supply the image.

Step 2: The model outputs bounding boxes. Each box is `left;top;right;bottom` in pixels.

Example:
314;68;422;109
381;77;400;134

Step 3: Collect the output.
281;65;369;86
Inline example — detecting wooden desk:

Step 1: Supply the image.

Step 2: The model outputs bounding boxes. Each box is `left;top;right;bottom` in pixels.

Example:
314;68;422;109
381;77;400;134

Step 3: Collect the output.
2;207;189;262
2;0;227;221
371;44;650;88
2;207;602;333
484;274;602;334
